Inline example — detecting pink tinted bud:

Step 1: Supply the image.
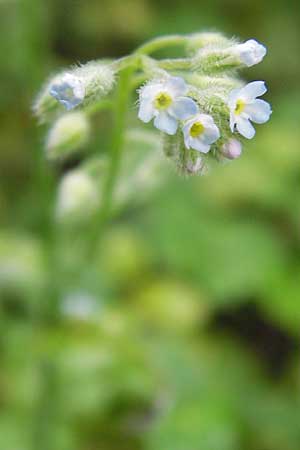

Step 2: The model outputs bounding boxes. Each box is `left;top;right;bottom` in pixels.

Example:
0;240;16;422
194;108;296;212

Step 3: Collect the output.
221;139;242;160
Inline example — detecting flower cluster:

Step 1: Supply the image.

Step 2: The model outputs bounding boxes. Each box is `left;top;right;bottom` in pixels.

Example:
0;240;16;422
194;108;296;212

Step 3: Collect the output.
137;38;271;174
34;32;272;198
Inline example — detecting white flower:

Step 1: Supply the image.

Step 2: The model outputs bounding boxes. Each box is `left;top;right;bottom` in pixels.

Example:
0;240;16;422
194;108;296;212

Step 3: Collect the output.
50;73;85;110
182;114;220;153
228;81;272;139
233;39;267;67
221;138;242;160
138;77;198;135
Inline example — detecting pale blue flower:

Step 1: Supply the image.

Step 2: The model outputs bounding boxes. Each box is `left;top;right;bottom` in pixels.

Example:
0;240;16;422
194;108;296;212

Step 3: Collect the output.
228;81;272;139
183;114;220;153
138;77;198;135
50;73;85;110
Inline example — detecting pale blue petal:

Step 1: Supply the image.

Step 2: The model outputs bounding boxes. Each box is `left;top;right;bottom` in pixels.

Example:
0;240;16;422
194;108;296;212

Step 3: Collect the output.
50;75;84;110
189;138;210;153
228;88;242;108
170;97;198;120
138;99;155;123
236;117;256;139
201;125;220;145
244;99;272;124
165;77;187;96
240;81;267;101
154;112;178;135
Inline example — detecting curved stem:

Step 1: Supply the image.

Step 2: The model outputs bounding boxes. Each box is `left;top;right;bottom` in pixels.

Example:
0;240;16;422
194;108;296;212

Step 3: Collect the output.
156;57;193;71
136;34;189;55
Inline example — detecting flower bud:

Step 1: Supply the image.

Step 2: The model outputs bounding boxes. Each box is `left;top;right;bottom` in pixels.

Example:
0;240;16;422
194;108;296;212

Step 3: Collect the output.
34;61;115;122
56;170;100;224
220;138;242;160
50;61;115;110
46;112;90;161
50;73;85;110
232;39;266;67
33;73;65;123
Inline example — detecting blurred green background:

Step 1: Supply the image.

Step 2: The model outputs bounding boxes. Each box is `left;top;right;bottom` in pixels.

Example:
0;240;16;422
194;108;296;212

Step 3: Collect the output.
1;0;300;449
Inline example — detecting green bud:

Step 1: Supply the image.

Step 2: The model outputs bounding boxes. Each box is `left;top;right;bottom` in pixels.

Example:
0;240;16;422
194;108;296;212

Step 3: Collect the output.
56;170;100;225
187;32;233;54
46;112;90;161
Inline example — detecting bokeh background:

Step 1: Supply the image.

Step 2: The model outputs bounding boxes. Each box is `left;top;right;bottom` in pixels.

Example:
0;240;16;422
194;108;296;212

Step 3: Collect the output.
1;0;300;449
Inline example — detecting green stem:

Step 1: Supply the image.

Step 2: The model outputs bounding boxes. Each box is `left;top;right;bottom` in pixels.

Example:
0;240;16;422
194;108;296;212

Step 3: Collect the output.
102;67;132;218
87;66;133;257
136;34;189;55
156;57;193;71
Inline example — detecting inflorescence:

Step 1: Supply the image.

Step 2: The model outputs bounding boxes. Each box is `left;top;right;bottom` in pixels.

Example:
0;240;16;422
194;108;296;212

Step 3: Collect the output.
34;32;272;214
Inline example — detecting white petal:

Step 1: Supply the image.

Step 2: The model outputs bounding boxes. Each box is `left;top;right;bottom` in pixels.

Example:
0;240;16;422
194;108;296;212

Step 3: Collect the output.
165;76;187;96
154;112;178;135
244;99;272;124
197;114;216;128
236;117;256;139
201;124;220;145
139;82;162;100
240;81;267;101
189;138;210;153
228;88;242;109
170;97;198;120
138;99;155;123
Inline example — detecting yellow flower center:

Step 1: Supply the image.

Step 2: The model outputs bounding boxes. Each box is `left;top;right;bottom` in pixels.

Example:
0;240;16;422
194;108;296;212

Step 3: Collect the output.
154;92;172;110
190;121;204;137
235;99;245;115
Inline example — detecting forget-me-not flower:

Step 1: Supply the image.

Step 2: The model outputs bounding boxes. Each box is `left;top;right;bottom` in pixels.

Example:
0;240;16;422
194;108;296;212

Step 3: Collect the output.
138;76;198;135
182;113;220;153
228;81;272;139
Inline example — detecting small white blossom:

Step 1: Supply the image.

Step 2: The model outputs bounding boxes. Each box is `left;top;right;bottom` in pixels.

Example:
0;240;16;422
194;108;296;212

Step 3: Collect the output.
221;138;242;160
228;81;272;139
50;73;85;110
182;113;220;153
233;39;267;67
138;77;198;135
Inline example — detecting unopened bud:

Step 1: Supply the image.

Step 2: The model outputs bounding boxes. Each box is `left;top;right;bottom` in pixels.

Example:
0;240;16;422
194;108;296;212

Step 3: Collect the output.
34;61;115;122
231;39;266;67
56;170;100;224
50;61;115;110
46;112;90;161
220;138;242;160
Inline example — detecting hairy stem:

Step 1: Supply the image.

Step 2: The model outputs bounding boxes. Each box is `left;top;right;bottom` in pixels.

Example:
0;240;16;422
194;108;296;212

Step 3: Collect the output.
136;34;189;55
